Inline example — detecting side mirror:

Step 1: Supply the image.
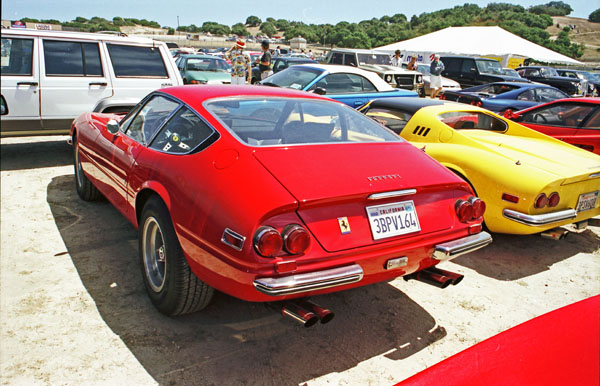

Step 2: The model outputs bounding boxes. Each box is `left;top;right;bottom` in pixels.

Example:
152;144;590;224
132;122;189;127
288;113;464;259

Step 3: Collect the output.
470;68;477;73
0;96;7;115
504;109;519;120
313;87;327;95
107;119;120;135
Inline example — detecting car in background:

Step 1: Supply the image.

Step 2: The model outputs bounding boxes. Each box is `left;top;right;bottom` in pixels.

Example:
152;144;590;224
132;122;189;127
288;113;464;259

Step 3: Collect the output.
398;295;599;386
505;98;600;155
413;63;461;97
325;48;424;94
500;67;521;78
516;66;587;96
440;82;569;113
1;28;182;137
439;56;526;89
260;64;418;108
556;69;600;97
251;56;317;84
70;84;491;321
359;98;600;235
175;54;231;85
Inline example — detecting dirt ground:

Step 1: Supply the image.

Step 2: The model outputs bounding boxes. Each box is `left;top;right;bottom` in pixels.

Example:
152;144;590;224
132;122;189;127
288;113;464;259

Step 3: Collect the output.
1;135;599;386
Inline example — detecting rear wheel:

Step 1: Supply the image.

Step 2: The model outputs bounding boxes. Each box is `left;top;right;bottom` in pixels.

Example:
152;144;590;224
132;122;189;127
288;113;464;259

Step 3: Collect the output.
139;196;214;315
73;137;101;201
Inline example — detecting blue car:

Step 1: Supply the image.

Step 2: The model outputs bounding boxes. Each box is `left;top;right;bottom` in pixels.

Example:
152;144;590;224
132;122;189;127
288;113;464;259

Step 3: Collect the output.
259;63;417;108
440;82;569;113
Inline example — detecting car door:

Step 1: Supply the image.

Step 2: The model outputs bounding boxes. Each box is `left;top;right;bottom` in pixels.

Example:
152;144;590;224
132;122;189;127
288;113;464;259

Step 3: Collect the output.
520;102;594;141
459;59;478;88
39;38;113;131
0;35;40;133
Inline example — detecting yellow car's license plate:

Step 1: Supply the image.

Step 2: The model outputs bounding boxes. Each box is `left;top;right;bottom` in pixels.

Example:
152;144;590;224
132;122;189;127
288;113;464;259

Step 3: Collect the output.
576;191;599;212
366;201;421;240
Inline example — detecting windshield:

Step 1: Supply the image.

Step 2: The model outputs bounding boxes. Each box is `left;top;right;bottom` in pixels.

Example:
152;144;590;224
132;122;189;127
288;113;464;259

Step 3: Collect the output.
357;53;392;65
475;60;503;75
187;57;229;72
260;67;322;90
541;67;559;77
417;64;431;75
205;97;401;146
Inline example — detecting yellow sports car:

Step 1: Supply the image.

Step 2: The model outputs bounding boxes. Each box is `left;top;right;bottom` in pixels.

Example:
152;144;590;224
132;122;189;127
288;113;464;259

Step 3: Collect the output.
360;98;600;235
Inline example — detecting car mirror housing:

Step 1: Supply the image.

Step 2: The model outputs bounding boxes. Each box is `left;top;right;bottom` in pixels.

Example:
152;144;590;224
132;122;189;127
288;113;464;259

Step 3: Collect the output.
314;87;327;95
107;119;120;135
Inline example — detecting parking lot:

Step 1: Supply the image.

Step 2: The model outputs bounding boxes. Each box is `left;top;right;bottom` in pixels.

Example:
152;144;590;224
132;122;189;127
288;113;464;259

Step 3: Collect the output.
1;135;599;385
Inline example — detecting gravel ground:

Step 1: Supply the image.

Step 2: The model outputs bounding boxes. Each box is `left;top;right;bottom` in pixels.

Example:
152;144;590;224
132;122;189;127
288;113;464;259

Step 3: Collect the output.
1;135;599;386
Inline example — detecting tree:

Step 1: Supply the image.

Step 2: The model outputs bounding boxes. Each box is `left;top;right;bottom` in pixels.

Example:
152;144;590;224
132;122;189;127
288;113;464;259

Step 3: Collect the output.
529;1;572;16
260;22;277;37
246;16;262;27
590;8;600;22
167;28;175;35
275;19;290;30
232;23;249;36
74;17;88;23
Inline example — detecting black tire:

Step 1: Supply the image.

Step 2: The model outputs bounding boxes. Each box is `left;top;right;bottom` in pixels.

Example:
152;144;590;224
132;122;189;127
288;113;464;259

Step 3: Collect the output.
73;137;102;201
139;196;214;316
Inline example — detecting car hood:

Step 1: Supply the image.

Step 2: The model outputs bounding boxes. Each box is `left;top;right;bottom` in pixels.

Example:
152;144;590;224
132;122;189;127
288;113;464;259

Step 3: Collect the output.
187;71;231;83
463;131;600;182
424;76;461;88
253;143;467;251
360;64;418;75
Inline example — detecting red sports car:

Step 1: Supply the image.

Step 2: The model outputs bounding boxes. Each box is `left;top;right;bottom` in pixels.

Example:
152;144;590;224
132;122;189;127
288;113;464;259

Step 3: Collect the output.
71;85;491;323
505;98;600;154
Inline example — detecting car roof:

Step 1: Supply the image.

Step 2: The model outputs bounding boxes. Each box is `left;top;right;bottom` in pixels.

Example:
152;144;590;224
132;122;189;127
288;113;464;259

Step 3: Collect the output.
439;56;497;62
1;27;159;45
293;63;394;90
277;57;318;63
330;48;390;55
180;54;225;60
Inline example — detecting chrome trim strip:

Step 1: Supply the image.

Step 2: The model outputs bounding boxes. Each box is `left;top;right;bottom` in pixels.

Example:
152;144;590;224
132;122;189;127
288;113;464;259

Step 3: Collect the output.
433;232;493;261
253;264;364;296
590;173;600;179
221;228;246;251
503;208;577;226
368;189;417;200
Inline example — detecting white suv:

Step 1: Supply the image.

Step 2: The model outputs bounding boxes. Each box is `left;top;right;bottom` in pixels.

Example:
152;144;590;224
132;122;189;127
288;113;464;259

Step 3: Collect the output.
1;28;182;137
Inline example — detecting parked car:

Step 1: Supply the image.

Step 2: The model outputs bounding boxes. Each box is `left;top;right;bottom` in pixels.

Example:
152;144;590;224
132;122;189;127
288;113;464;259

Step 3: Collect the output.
516;66;587;96
359;98;600;235
260;64;417;108
1;28;182;137
505;98;600;155
399;295;600;386
439;56;526;89
70;85;491;320
500;67;521;77
413;63;461;97
175;54;231;85
251;56;317;84
556;69;600;97
325;48;424;94
440;82;569;113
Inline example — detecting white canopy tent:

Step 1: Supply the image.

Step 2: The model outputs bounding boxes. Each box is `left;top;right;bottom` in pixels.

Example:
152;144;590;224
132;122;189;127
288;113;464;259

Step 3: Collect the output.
375;26;582;66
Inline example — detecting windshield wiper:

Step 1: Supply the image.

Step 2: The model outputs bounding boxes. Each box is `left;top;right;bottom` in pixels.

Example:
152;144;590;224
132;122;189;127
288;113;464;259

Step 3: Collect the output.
261;82;281;87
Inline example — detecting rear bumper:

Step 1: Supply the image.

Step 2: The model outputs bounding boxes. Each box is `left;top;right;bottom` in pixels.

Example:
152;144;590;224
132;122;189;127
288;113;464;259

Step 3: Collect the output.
503;208;577;226
433;231;493;261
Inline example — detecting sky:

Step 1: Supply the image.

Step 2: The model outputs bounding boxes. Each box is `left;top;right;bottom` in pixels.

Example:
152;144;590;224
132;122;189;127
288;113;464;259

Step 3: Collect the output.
1;0;597;28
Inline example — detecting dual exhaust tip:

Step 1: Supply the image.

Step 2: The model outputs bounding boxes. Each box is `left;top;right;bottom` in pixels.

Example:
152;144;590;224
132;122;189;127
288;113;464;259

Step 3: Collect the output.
273;299;335;328
404;266;464;289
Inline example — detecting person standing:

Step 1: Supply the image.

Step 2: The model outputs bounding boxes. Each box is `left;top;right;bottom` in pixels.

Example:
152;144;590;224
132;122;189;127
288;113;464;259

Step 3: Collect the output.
407;55;417;70
226;39;251;85
391;50;403;67
430;54;445;99
259;40;273;80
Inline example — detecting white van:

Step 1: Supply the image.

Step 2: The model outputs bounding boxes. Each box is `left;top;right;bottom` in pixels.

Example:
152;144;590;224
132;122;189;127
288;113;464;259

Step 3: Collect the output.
1;28;183;137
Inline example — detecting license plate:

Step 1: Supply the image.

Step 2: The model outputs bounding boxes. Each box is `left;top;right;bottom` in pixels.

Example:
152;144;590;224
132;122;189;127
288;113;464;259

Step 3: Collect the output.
366;201;421;240
576;191;599;212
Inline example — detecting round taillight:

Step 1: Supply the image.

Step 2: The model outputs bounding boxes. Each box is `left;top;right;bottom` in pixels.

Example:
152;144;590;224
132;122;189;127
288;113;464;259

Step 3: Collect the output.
439;94;446;100
469;197;486;219
282;224;311;255
548;192;560;208
534;193;548;209
254;226;282;257
455;200;474;223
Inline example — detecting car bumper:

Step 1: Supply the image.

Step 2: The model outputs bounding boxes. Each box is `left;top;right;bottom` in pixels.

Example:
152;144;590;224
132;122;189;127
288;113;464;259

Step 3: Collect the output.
253;231;493;296
503;208;577;226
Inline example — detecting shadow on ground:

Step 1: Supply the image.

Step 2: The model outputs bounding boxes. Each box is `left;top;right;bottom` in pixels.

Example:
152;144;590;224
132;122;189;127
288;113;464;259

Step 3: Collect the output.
47;174;445;386
1;136;72;171
453;225;600;281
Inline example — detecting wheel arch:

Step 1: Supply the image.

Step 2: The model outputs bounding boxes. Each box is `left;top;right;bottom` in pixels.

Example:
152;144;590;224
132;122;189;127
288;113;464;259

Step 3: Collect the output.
135;183;172;227
443;163;478;196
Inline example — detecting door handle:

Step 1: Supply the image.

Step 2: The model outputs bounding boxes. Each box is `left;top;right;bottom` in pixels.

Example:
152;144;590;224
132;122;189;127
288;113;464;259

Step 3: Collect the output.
17;82;38;86
89;82;108;86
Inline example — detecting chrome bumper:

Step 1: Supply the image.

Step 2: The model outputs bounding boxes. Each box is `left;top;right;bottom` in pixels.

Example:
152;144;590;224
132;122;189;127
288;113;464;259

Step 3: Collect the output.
433;232;493;261
253;264;364;296
503;208;577;226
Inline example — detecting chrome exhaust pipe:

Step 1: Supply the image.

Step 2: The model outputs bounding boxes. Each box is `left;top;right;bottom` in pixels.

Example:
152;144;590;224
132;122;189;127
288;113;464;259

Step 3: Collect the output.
425;266;464;286
280;302;320;328
404;267;456;288
294;299;335;324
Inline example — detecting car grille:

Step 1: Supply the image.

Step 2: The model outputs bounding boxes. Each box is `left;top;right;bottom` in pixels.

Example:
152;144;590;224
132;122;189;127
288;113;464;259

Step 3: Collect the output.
394;75;414;88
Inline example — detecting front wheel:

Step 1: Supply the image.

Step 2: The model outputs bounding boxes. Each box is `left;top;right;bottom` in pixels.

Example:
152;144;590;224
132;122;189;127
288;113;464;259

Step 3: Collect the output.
139;197;214;315
74;138;101;201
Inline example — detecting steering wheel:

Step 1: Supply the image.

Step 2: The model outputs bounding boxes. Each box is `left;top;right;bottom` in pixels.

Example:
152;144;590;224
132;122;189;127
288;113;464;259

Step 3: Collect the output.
533;113;547;123
162;131;190;152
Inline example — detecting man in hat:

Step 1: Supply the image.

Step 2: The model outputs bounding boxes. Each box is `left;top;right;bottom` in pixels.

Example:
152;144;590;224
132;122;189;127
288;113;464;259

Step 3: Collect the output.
430;54;445;99
226;39;251;85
